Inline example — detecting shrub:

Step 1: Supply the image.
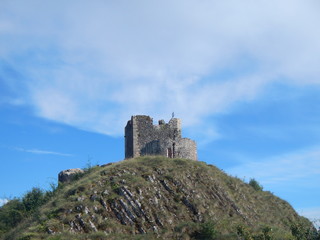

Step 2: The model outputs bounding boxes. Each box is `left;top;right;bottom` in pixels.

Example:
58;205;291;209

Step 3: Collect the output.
237;225;253;240
261;226;273;240
249;179;263;191
236;225;275;240
22;188;46;213
291;222;320;240
0;187;57;237
0;199;26;232
193;222;218;240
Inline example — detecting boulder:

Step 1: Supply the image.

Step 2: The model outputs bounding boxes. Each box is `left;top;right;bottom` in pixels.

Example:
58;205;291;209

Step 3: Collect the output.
58;168;84;183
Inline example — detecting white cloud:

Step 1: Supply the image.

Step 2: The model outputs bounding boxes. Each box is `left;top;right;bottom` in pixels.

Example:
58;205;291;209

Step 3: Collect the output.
1;0;320;135
0;198;9;207
15;147;73;157
226;147;320;185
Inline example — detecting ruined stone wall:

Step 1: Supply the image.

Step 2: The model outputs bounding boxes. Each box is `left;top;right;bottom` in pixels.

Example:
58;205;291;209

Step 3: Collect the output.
125;116;149;158
135;115;158;156
176;138;197;161
125;115;197;160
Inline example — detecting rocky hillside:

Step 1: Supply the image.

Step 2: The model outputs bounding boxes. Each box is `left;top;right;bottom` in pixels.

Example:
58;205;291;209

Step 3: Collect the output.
1;157;313;239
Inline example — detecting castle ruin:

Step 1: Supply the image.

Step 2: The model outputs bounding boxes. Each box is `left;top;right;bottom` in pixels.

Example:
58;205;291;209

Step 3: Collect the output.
125;115;197;160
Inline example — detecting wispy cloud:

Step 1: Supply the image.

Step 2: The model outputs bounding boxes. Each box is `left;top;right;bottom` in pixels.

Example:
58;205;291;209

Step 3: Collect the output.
226;147;320;186
14;147;73;157
1;1;320;135
0;198;9;207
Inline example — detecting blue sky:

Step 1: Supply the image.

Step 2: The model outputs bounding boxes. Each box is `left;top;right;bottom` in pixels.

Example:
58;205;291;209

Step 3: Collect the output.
1;0;320;225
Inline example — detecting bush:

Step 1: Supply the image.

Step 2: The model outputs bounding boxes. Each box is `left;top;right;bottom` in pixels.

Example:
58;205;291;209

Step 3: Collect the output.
236;225;253;240
193;222;218;240
0;187;57;237
291;222;320;240
236;225;274;240
22;188;47;213
249;179;263;191
0;199;26;232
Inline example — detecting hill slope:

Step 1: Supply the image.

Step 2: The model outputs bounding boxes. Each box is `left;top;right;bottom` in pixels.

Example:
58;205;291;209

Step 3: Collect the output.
2;157;313;239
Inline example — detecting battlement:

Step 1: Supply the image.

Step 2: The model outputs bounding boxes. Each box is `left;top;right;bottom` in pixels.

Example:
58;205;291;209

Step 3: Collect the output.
124;115;197;160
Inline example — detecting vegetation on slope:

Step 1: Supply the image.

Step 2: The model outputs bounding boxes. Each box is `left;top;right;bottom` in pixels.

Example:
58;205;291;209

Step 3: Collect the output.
0;157;318;240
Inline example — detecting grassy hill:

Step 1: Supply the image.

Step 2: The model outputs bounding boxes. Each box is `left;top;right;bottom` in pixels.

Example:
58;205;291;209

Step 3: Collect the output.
0;157;316;239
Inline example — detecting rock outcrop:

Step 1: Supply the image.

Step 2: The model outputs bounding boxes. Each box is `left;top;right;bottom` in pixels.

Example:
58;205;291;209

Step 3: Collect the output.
58;168;84;183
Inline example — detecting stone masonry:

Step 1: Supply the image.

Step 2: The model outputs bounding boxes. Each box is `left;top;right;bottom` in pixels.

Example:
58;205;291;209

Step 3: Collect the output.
125;115;197;160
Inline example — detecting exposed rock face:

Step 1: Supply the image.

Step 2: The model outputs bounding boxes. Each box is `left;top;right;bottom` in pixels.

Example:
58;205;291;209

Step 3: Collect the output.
58;168;84;183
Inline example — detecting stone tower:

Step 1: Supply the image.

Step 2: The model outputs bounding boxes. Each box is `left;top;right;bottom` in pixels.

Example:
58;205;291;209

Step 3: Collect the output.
124;115;197;160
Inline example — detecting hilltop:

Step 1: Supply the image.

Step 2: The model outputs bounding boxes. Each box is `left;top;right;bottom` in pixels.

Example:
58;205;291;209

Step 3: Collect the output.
0;157;314;239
